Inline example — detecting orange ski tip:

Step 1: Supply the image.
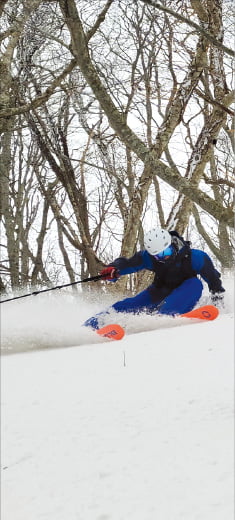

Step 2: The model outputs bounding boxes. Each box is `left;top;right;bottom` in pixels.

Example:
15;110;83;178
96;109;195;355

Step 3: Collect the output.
96;324;125;341
181;305;219;321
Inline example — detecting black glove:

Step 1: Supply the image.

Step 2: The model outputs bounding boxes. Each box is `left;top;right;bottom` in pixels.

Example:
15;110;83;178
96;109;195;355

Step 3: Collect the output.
211;292;224;307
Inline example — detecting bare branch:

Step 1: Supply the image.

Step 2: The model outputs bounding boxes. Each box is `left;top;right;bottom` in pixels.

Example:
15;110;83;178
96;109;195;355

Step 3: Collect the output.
0;58;77;119
195;88;235;116
139;0;234;57
86;0;115;41
203;175;235;189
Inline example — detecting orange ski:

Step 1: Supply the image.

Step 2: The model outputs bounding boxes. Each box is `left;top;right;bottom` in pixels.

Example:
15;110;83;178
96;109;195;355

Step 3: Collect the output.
181;305;219;321
96;323;125;341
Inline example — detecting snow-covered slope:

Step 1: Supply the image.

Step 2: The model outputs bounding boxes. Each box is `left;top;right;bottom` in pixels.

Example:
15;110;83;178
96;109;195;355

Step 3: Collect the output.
1;276;234;520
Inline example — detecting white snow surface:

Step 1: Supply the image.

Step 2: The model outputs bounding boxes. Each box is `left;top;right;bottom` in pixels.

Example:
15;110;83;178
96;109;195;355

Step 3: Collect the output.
1;274;234;520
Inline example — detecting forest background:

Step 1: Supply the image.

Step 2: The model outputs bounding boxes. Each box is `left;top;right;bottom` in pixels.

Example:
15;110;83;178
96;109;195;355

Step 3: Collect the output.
0;0;234;298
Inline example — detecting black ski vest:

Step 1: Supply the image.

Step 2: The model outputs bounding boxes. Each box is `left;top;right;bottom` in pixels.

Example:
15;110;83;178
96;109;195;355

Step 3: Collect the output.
152;244;197;290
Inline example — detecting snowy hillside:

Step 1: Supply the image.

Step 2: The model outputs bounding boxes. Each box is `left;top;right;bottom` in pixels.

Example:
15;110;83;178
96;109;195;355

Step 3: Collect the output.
1;274;234;520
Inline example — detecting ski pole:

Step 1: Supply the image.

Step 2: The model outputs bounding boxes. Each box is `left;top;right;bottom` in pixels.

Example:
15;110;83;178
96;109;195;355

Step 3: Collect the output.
0;274;104;304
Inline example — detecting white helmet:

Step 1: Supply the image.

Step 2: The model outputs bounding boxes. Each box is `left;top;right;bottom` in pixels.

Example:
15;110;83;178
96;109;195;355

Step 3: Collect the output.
144;227;172;256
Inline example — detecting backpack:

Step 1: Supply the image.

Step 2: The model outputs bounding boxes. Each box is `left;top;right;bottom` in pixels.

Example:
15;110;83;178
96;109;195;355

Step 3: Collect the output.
169;230;191;252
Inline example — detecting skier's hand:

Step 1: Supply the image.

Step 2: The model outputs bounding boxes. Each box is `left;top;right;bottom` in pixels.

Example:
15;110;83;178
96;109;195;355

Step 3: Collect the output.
211;292;224;308
100;266;120;281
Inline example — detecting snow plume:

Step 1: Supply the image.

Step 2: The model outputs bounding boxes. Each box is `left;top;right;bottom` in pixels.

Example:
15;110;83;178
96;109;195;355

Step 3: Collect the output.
1;270;234;354
1;290;105;354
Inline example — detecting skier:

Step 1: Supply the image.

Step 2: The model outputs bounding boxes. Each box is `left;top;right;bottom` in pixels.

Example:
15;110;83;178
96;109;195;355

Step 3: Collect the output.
84;228;225;330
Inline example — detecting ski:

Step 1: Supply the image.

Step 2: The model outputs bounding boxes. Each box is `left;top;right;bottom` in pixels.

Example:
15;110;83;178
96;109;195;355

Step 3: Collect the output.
96;305;219;341
96;323;125;341
181;304;219;320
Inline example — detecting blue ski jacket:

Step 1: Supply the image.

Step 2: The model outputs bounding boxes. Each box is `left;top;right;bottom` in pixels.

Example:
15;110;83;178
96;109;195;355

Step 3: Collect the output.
109;247;225;294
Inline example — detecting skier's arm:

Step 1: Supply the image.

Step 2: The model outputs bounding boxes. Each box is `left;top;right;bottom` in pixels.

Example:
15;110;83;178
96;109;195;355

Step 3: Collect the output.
191;249;225;294
106;251;153;278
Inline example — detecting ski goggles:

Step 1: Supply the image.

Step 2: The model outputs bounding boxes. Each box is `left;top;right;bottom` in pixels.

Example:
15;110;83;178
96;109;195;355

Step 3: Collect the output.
154;244;174;260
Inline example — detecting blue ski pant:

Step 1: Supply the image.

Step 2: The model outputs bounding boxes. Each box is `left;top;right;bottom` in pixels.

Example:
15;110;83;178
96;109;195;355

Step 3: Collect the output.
112;277;203;315
84;277;203;329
